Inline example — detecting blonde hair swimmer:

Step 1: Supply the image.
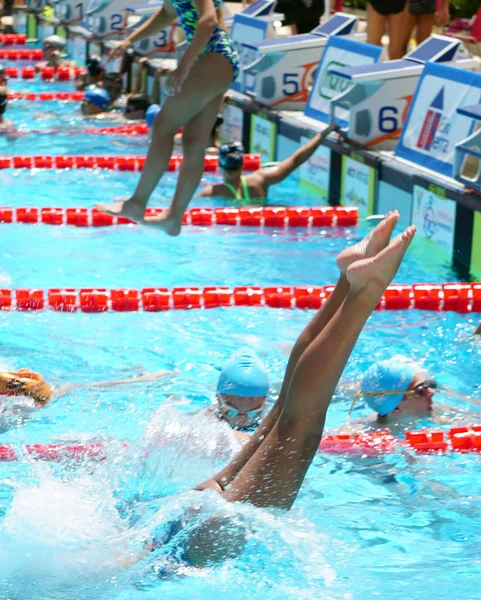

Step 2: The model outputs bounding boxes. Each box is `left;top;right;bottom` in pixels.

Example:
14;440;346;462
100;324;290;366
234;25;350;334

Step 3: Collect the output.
216;350;269;431
353;355;437;419
0;369;53;406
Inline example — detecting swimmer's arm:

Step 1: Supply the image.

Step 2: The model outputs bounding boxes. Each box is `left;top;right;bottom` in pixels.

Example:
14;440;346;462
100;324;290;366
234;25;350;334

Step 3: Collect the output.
475;323;481;336
258;123;339;188
56;370;175;396
198;184;216;197
125;0;177;45
176;0;219;73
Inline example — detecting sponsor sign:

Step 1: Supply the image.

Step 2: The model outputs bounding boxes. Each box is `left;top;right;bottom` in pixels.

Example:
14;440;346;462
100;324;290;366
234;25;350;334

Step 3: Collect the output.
412;184;456;254
305;36;381;125
397;62;481;177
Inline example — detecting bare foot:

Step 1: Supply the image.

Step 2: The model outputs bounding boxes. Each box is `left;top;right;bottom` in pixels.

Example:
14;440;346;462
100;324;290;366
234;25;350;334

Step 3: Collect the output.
95;197;146;223
336;211;400;274
346;225;416;296
143;212;182;236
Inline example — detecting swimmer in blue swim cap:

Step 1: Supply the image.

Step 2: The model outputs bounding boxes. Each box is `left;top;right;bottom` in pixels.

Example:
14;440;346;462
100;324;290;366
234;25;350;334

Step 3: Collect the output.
353;355;437;420
80;86;111;117
216;350;269;431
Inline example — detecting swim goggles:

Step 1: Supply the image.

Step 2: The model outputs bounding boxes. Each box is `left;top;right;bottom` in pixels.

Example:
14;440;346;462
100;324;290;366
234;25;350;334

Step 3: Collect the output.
348;379;439;417
216;394;264;420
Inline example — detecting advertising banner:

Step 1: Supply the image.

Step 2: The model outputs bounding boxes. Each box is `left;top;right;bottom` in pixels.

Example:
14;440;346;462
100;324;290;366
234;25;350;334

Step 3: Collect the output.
396;62;481;177
412;184;457;254
340;155;376;218
305;36;382;125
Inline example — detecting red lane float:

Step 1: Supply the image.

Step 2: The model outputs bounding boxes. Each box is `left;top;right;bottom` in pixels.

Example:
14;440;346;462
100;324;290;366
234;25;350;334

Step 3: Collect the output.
0;49;43;64
8;91;85;101
320;426;481;456
0;33;27;45
0;154;261;171
2;426;481;462
0;206;358;228
0;283;479;312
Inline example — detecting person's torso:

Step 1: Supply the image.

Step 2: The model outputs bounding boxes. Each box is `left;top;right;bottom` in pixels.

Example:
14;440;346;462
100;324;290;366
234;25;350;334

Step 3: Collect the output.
170;0;223;41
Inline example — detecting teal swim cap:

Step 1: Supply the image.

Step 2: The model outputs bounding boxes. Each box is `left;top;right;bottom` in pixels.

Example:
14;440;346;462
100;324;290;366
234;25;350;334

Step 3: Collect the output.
217;350;269;398
361;355;425;416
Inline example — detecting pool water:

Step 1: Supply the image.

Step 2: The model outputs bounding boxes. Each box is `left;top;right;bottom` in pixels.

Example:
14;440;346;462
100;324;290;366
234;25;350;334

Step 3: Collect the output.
1;65;481;600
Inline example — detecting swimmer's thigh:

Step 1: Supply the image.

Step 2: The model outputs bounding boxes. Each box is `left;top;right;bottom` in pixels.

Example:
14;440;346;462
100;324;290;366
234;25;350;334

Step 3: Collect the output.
156;53;233;134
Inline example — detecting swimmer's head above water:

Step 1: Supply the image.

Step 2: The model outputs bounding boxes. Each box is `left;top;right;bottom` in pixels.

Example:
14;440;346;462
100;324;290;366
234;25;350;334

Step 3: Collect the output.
125;94;151;121
216;350;269;429
358;355;437;418
219;141;244;179
81;86;110;116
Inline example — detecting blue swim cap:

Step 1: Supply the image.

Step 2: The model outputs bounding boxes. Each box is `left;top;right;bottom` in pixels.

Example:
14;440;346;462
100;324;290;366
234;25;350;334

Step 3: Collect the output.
217;350;269;398
83;87;110;109
145;103;160;129
361;355;425;416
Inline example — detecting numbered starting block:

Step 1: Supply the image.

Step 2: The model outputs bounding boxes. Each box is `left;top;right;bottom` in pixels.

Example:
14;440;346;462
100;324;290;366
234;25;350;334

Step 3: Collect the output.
454;104;481;192
127;3;177;57
240;13;363;111
54;0;89;25
328;35;478;150
84;0;146;39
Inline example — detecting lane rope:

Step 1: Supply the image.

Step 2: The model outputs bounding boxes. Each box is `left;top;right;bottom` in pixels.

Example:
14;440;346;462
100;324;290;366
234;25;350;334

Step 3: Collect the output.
0;206;358;228
0;283;478;312
1;426;480;461
0;153;261;171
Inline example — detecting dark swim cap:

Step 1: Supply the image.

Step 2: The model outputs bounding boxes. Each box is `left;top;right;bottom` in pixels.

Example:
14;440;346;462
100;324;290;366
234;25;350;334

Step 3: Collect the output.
86;55;103;77
219;141;244;171
0;94;7;116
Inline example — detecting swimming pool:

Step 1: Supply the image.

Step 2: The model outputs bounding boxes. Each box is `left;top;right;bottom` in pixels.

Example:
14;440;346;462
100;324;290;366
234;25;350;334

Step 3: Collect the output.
1;69;481;600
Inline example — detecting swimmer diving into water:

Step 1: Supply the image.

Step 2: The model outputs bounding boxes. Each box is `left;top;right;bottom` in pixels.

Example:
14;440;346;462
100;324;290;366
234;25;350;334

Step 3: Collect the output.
96;0;239;236
121;212;417;566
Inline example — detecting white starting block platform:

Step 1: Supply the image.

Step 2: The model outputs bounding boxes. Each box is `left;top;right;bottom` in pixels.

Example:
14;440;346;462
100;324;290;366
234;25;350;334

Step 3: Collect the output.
124;3;177;57
83;0;149;39
224;0;280;31
328;35;479;150
238;13;363;111
54;0;89;26
454;104;481;192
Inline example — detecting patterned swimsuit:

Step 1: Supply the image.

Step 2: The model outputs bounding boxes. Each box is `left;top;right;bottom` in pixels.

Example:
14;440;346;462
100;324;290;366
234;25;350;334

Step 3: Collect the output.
170;0;239;78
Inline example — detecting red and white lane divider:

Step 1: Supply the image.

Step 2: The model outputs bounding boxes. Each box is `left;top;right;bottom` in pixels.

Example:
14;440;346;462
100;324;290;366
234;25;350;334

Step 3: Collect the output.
0;153;261;171
0;283;479;313
0;34;28;45
0;206;358;228
2;425;481;462
8;91;86;102
3;65;85;81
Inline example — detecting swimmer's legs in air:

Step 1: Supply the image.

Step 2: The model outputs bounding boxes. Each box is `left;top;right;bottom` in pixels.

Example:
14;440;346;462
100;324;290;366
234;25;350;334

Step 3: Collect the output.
95;54;233;235
197;211;402;497
222;223;415;510
196;213;415;513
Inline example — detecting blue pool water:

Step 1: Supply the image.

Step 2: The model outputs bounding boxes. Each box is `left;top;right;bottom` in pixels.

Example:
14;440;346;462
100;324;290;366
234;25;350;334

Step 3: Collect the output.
1;70;481;600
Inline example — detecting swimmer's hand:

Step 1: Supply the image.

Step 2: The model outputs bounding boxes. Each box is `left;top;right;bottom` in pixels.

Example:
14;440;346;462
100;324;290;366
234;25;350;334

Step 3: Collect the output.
165;64;190;96
109;39;131;61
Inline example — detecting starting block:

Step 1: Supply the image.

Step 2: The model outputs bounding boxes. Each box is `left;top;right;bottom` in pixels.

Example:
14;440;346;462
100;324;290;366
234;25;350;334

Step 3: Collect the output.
454;104;481;192
328;35;478;150
83;0;148;39
240;13;363;111
54;0;89;25
224;0;280;32
126;3;177;57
